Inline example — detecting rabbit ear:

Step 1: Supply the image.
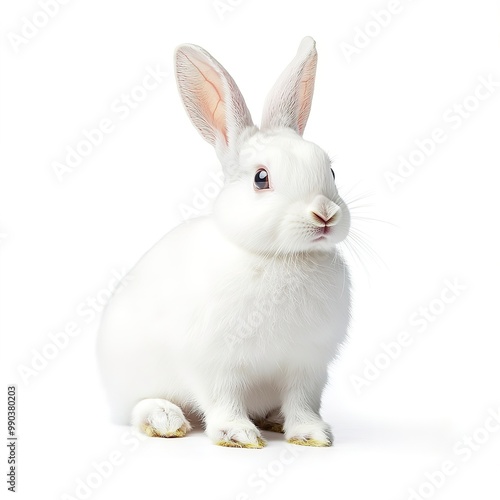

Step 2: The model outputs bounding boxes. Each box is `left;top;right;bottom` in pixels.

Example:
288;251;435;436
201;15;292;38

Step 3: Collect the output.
175;44;254;153
261;37;318;136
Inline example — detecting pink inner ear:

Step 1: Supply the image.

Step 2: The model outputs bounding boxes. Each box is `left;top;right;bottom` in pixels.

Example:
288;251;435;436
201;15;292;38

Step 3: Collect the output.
183;53;228;143
296;54;317;136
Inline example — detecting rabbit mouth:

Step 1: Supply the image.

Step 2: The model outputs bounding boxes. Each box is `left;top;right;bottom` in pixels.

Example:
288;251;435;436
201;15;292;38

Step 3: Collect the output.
312;226;331;241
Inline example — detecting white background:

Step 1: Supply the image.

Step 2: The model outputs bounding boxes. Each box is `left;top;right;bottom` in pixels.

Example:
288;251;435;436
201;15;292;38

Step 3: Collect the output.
1;0;500;499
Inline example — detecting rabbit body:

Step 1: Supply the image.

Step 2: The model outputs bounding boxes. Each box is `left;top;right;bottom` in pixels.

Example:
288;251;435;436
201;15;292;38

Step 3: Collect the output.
97;37;352;447
98;216;350;403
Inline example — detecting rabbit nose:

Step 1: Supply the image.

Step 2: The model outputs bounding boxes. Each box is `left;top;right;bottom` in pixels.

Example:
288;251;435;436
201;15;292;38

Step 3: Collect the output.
310;196;341;226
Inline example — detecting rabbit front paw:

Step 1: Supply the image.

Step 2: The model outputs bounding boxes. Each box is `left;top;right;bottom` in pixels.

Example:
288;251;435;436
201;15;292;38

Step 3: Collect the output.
285;421;333;447
207;419;266;449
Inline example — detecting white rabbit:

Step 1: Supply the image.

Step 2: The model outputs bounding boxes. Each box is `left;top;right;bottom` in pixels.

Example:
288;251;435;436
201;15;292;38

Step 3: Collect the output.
97;36;351;448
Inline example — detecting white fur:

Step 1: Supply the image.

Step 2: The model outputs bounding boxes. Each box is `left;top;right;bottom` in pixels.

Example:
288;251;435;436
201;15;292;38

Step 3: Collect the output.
97;37;351;447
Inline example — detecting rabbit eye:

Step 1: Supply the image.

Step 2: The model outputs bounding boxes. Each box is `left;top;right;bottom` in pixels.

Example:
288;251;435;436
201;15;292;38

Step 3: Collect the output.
254;168;270;190
331;168;335;181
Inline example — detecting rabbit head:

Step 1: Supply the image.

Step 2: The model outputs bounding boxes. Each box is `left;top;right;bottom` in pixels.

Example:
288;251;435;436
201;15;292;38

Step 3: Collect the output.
175;37;350;255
